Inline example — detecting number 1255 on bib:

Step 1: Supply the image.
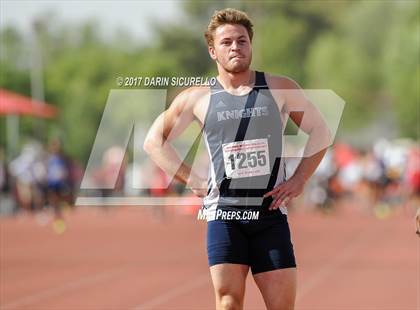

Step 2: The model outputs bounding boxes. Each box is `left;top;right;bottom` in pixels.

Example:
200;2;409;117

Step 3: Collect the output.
222;138;271;179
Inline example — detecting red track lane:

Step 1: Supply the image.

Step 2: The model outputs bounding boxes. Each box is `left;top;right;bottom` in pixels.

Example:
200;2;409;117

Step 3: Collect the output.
1;203;418;310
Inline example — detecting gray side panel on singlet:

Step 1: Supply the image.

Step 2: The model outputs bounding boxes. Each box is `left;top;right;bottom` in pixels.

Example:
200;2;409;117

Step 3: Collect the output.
202;71;286;213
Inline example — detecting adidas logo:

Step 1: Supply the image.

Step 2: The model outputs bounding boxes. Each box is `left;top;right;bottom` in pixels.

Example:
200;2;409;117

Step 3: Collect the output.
216;100;226;108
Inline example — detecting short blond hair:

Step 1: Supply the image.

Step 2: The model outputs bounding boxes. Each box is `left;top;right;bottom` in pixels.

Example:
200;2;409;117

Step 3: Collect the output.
204;8;254;47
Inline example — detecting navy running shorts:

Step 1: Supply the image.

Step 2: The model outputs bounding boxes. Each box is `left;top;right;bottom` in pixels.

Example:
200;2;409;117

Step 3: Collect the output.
206;210;297;274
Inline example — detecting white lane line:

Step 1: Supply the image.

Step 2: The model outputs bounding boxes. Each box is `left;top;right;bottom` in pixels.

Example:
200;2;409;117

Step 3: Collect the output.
1;267;127;310
132;274;210;310
296;229;373;301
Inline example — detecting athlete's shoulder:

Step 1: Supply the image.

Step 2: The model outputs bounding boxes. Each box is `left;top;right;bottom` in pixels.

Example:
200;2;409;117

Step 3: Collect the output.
172;86;210;106
263;73;309;113
168;86;209;110
179;85;211;97
264;73;303;90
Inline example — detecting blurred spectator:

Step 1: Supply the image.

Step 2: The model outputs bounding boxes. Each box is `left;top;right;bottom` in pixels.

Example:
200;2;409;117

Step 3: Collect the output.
0;148;8;193
405;146;420;196
307;149;339;211
91;145;127;198
9;141;46;213
46;138;72;220
0;147;14;215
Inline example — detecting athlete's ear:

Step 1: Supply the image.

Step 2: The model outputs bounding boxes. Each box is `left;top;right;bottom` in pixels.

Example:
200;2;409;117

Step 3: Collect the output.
208;45;217;60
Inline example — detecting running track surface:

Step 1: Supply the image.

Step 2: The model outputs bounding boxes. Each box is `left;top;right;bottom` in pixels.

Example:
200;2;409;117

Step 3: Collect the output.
1;202;418;310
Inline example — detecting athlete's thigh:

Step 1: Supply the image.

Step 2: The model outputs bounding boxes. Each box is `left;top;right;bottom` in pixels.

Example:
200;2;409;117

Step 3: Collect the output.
207;219;250;268
253;267;297;310
207;219;250;304
210;263;249;299
248;213;296;274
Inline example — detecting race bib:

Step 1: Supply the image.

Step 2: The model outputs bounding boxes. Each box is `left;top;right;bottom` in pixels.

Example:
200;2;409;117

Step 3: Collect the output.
222;138;270;179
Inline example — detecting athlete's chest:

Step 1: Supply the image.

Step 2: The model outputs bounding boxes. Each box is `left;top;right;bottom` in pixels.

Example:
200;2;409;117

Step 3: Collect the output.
206;91;281;132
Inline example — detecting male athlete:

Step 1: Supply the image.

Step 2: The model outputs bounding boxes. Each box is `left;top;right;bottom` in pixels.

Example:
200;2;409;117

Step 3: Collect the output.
144;8;331;310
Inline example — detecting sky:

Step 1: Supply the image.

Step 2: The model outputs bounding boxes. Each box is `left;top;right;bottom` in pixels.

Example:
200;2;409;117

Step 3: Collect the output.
0;0;181;41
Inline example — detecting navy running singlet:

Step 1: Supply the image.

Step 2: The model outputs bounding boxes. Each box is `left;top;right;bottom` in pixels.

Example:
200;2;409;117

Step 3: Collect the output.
202;71;288;221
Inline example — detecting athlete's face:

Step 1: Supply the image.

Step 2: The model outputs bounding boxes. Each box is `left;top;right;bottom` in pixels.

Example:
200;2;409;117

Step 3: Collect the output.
208;24;252;73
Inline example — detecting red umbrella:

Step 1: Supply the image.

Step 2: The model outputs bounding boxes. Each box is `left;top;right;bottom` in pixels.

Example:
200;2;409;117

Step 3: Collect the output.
0;89;58;118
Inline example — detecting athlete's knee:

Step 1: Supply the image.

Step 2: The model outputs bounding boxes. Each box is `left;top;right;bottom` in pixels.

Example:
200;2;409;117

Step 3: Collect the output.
217;294;242;310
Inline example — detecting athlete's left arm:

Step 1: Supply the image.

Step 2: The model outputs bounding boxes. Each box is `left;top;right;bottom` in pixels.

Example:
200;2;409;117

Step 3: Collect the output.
264;75;332;209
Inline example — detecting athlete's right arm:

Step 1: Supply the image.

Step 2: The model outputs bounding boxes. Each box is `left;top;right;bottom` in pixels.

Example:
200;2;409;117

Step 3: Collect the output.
143;87;207;197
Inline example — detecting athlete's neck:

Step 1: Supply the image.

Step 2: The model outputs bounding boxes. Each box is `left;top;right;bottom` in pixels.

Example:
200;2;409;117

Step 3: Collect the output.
216;69;255;94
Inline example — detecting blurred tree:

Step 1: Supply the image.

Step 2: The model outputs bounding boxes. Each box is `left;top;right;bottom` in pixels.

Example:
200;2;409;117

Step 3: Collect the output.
0;26;36;147
382;1;419;139
305;0;412;138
